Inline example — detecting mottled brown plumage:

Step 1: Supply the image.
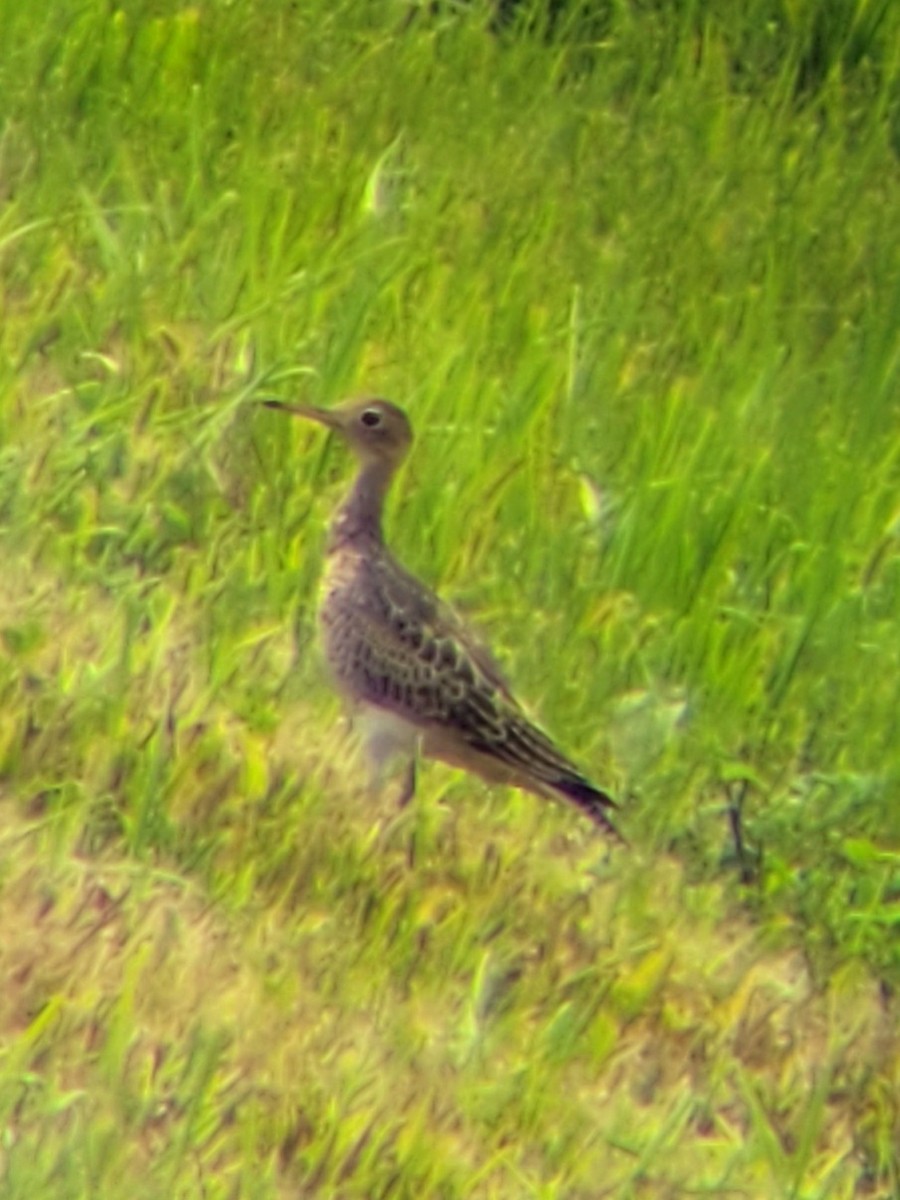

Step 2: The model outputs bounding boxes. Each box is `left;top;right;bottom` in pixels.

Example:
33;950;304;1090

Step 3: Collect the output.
266;396;621;838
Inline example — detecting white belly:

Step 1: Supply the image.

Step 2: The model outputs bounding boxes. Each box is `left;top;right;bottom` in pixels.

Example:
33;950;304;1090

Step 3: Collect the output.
356;705;419;781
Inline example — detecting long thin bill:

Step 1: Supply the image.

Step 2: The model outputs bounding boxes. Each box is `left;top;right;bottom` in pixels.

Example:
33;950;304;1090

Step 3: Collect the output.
261;399;342;429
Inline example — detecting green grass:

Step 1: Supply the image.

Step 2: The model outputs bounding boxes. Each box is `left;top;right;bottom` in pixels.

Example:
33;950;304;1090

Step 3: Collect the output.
1;0;899;1195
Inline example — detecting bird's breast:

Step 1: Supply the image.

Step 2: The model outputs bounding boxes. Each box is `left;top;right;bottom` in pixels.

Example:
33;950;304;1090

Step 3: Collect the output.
317;550;384;694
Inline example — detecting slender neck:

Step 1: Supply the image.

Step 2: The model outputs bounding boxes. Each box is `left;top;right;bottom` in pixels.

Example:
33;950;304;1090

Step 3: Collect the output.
327;458;394;551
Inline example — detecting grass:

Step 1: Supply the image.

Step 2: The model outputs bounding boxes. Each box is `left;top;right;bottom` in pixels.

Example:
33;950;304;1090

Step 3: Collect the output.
1;0;899;1195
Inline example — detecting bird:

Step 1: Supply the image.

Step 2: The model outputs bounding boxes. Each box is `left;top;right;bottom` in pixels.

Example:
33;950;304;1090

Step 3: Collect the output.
265;395;621;839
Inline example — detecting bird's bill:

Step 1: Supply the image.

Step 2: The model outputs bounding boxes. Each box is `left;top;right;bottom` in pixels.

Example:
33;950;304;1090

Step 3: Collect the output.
262;399;343;431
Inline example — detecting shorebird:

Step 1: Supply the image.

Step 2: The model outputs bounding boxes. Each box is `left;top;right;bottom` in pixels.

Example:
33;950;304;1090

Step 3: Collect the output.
265;396;621;839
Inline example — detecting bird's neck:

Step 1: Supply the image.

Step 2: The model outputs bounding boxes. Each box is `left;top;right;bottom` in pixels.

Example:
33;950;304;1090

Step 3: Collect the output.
327;459;393;551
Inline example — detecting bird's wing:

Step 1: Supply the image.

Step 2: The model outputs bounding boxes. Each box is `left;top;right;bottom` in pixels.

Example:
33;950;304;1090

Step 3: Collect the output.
327;574;619;831
371;555;518;704
347;558;591;779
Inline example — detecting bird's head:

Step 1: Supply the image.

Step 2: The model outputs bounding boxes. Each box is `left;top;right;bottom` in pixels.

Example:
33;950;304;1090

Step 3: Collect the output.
265;396;413;471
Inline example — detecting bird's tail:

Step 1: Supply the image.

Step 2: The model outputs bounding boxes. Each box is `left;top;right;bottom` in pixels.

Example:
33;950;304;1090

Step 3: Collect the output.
552;776;625;844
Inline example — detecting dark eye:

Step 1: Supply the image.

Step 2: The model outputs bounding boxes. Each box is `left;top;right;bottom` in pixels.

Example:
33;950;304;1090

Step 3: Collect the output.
360;408;382;428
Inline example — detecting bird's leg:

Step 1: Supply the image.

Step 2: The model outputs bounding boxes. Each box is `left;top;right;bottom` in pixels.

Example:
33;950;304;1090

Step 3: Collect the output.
358;708;419;805
362;725;420;867
398;754;417;808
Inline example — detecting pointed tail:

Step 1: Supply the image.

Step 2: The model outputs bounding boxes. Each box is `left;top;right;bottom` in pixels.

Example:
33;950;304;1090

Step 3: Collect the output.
552;776;626;844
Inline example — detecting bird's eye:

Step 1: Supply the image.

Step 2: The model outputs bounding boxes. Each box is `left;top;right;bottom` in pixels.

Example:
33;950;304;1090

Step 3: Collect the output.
360;408;382;428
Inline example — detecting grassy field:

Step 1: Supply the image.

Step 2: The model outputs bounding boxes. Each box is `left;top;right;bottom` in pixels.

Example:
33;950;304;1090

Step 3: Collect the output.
1;0;899;1195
